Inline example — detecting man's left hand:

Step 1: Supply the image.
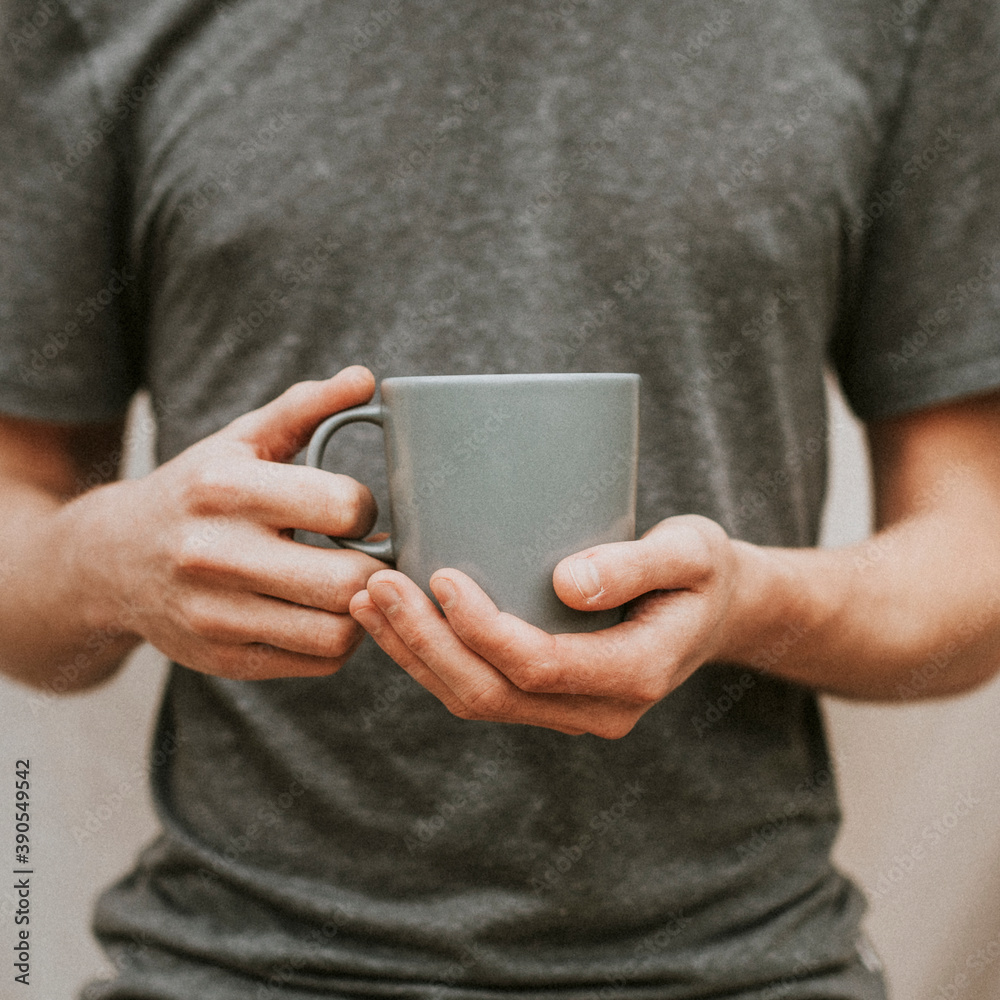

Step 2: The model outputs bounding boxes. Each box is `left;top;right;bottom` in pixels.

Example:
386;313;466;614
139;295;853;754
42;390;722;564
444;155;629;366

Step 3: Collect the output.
349;515;747;738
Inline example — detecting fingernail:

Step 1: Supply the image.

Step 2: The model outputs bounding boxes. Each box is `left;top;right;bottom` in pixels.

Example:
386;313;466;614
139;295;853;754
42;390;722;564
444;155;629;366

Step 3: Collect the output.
567;558;603;601
352;606;383;636
370;579;401;615
431;576;456;609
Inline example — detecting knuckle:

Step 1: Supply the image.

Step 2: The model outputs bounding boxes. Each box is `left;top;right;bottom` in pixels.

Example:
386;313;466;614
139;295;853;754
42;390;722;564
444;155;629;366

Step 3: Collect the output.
275;380;319;415
461;683;512;720
338;484;369;533
512;657;561;694
404;627;438;662
619;657;671;704
179;597;240;644
316;476;370;536
172;526;227;577
687;513;729;549
180;461;243;515
630;678;667;705
591;715;639;740
677;515;729;578
503;633;561;692
287;379;318;401
317;617;365;659
318;580;352;615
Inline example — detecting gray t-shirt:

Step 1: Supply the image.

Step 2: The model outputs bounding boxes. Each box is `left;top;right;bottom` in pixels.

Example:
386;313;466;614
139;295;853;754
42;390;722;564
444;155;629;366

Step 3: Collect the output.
3;0;1000;997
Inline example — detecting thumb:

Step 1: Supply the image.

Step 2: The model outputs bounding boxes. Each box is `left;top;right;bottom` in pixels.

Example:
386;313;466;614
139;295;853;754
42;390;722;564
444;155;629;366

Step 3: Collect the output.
552;515;730;611
224;366;376;461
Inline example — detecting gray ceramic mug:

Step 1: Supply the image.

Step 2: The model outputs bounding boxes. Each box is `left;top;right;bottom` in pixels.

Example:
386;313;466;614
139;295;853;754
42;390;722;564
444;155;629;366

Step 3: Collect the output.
305;373;640;633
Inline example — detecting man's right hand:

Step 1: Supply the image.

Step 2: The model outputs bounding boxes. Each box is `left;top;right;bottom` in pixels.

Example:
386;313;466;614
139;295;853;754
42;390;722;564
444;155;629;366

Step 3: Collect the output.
0;366;388;688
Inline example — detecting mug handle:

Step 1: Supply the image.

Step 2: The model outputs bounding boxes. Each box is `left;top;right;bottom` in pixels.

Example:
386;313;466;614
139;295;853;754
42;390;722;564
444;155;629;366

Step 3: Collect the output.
304;403;395;563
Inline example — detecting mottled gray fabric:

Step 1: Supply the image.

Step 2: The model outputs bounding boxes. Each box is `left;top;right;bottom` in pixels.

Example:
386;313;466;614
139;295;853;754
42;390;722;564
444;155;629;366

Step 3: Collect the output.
3;0;1000;996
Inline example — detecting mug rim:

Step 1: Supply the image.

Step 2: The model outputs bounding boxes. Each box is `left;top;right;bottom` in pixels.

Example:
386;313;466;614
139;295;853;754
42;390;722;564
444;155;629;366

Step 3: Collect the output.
380;372;640;387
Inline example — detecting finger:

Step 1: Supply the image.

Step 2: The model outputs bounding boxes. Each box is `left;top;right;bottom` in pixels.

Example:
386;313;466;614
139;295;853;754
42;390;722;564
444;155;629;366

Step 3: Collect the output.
184;642;356;681
186;460;379;539
182;528;386;612
430;569;687;701
349;591;471;713
175;587;368;659
552;514;731;612
361;571;636;735
352;590;593;736
224;366;376;462
250;538;387;612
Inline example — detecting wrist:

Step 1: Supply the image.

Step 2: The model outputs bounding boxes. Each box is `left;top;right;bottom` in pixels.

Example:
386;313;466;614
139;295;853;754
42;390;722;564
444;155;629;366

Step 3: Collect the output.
0;480;141;692
55;481;144;665
715;539;843;675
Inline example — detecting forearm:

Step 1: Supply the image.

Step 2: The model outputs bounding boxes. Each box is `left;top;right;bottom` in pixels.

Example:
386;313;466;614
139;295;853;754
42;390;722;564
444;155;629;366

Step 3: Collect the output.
723;502;1000;699
0;369;389;690
0;479;141;691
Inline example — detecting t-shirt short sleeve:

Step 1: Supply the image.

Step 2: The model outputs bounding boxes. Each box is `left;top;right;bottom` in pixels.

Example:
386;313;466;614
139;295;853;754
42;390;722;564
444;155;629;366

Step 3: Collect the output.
833;0;1000;421
0;1;141;423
